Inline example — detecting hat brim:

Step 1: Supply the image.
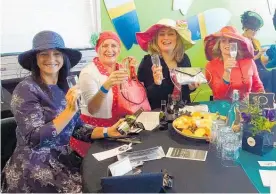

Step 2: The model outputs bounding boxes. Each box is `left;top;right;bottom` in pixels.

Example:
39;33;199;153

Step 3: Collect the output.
136;24;195;52
18;48;82;71
204;32;254;61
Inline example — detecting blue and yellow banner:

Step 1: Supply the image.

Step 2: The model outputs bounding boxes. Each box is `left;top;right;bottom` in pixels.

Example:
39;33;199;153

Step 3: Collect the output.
104;0;140;50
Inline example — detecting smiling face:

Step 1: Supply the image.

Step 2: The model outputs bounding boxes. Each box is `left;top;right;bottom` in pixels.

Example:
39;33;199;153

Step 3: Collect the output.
36;49;64;76
98;39;120;66
157;27;177;53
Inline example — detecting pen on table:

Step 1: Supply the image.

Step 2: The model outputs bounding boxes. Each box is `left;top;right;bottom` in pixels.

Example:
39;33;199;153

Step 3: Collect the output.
107;138;142;144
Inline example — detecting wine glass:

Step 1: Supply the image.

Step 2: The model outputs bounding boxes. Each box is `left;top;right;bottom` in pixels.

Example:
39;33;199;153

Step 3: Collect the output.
159;100;168;130
227;42;238;73
151;54;161;67
119;60;128;93
229;42;237;59
151;54;163;85
66;75;87;108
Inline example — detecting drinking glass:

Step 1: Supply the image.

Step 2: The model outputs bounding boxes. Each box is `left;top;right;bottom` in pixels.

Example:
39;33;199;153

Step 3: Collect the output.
229;42;238;59
151;54;162;85
159;100;168;130
209;120;226;152
119;60;128;93
151;54;161;67
161;100;167;113
216;126;232;158
66;75;87;108
221;132;240;167
166;94;175;121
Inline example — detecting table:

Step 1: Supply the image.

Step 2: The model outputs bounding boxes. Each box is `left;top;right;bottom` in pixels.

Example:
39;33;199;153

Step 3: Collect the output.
82;125;257;193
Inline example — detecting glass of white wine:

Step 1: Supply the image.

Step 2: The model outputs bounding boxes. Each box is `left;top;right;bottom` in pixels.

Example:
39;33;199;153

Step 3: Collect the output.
151;54;163;85
228;42;238;73
66;75;87;108
229;42;237;59
119;60;128;93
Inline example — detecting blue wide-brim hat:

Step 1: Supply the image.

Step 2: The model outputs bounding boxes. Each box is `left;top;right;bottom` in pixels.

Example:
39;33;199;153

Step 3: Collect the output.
18;31;82;70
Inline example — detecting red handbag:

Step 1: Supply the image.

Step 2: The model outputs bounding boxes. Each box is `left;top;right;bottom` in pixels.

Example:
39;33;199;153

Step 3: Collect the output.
117;65;151;114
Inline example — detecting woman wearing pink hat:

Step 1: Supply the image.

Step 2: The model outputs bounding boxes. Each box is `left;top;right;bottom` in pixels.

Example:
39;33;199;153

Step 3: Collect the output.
136;19;199;109
204;26;264;100
79;31;132;127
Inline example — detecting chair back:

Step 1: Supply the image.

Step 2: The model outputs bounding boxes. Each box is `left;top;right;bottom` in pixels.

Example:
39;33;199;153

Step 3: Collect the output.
1;117;17;171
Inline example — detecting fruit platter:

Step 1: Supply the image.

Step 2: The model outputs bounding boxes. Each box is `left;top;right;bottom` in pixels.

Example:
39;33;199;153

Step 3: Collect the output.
172;111;227;140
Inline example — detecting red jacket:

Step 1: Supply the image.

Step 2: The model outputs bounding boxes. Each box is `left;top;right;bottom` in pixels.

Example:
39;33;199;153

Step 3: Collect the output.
206;58;264;100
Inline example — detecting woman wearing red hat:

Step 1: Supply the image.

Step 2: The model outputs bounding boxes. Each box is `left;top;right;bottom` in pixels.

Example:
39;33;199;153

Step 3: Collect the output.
136;19;199;109
204;26;265;100
79;31;132;127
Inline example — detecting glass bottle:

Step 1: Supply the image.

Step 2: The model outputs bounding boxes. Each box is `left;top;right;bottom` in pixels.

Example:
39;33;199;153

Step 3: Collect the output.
117;108;144;135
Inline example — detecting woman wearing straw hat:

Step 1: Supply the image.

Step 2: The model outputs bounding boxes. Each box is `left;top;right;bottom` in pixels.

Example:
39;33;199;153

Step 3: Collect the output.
1;31;123;193
136;19;199;109
204;26;264;100
241;11;272;92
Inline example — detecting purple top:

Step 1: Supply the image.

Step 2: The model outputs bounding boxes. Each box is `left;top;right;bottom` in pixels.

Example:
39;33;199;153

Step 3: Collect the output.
2;76;93;193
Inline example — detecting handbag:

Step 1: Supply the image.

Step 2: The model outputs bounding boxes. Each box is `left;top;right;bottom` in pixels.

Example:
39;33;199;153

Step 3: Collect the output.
101;172;164;193
170;67;208;86
101;169;173;193
117;65;151;114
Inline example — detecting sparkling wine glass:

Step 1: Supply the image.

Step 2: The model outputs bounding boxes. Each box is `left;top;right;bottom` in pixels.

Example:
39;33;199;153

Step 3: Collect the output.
228;42;238;73
229;42;237;59
151;54;161;67
151;54;163;85
119;60;128;93
161;100;167;113
66;75;87;108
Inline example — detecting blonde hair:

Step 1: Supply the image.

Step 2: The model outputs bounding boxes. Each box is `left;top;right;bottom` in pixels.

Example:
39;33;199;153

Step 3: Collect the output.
212;38;244;60
148;29;185;63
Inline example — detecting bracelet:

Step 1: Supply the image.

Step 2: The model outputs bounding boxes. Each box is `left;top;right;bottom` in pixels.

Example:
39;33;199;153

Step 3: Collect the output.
100;85;109;94
103;127;109;138
223;78;230;85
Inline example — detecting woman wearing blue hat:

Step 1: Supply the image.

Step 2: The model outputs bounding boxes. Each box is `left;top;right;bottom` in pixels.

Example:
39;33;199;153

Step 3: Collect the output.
1;31;124;192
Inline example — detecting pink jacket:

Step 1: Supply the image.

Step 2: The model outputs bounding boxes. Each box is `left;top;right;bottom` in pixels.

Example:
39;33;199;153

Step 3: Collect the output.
206;58;264;100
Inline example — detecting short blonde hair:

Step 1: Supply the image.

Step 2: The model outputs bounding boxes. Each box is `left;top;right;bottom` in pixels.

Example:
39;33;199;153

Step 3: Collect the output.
212;38;244;60
148;29;185;63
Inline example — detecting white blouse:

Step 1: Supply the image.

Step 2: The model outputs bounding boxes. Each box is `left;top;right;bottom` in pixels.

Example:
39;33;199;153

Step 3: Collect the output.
79;62;113;119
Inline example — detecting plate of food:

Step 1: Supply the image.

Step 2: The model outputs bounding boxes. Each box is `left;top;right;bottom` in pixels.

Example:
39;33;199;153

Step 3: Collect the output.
172;112;227;140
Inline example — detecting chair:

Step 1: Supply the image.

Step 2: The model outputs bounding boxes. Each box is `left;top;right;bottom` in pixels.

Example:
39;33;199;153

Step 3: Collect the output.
1;117;17;171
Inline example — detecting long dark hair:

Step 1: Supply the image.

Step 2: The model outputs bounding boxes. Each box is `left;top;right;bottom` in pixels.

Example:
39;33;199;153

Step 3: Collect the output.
30;50;70;99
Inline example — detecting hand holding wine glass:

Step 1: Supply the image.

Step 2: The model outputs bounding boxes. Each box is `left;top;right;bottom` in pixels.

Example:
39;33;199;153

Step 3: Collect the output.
226;42;238;72
66;75;87;108
65;86;81;112
229;42;237;59
103;71;129;90
151;54;163;85
119;57;132;92
224;58;237;73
